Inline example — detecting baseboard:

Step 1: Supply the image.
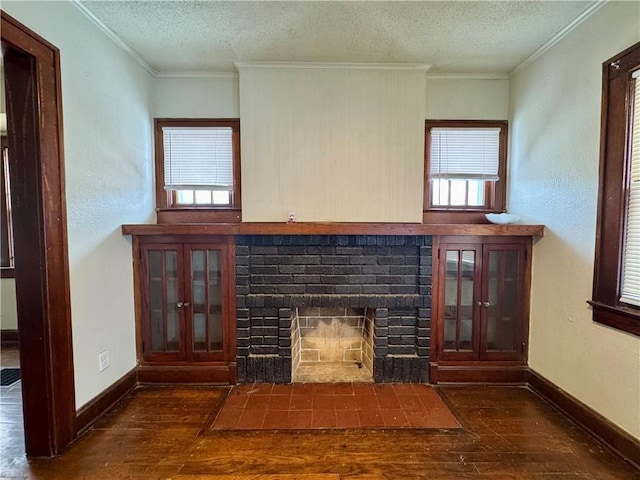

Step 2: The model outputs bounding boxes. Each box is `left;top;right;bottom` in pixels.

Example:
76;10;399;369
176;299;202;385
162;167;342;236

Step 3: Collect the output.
528;369;640;470
75;368;138;435
0;329;19;347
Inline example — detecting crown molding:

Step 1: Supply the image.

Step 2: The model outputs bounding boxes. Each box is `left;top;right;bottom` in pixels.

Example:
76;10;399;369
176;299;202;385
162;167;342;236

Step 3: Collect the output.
155;71;239;79
71;0;157;77
234;61;432;71
426;73;508;80
510;0;608;76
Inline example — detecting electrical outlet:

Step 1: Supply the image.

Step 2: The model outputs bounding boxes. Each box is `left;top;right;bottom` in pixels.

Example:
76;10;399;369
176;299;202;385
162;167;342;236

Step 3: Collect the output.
98;350;110;372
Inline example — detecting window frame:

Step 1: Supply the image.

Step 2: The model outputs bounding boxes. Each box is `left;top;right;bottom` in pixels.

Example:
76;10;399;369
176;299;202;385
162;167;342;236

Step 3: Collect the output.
154;118;241;223
423;120;508;223
590;42;640;336
0;135;15;278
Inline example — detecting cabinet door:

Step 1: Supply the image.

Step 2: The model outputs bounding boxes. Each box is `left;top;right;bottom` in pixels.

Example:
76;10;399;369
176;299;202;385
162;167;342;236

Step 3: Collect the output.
481;243;526;361
438;243;483;361
141;244;185;362
185;244;230;362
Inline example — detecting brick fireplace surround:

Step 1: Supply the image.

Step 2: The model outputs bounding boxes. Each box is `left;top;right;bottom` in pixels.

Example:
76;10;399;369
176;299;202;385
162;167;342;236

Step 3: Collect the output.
235;235;432;384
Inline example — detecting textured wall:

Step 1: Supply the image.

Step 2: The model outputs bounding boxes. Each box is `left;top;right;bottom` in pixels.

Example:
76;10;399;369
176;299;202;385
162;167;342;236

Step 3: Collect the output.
3;1;155;408
153;76;239;118
509;1;640;439
425;78;509;120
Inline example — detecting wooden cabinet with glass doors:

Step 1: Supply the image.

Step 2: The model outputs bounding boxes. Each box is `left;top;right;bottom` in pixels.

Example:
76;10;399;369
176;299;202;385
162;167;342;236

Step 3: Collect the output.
135;235;236;383
431;236;531;383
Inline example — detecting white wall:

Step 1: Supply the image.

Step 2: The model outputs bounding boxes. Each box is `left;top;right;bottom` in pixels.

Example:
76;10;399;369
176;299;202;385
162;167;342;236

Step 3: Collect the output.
0;279;17;330
509;1;640;439
154;75;510;122
2;1;155;408
425;78;509;120
154;76;239;118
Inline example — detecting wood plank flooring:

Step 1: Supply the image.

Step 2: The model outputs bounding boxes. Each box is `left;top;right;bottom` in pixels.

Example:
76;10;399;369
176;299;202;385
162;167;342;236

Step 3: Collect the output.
1;382;638;479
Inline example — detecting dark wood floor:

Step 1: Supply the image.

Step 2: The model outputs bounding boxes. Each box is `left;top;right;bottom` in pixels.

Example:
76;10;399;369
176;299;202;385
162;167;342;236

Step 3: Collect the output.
1;377;638;479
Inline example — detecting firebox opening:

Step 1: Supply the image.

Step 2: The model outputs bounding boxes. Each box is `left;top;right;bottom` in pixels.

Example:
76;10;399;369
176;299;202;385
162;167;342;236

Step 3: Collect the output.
291;307;374;383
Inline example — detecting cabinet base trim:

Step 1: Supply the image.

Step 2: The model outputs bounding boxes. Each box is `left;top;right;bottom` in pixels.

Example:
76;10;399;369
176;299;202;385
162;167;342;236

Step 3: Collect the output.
528;369;640;470
430;363;528;384
137;364;236;385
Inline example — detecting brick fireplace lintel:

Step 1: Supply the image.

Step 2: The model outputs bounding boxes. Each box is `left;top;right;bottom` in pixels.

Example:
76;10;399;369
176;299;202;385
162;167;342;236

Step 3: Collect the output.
243;294;427;309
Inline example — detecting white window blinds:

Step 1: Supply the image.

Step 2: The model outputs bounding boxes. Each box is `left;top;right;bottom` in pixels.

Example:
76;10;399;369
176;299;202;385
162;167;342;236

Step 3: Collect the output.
163;127;233;191
429;127;501;181
620;73;640;307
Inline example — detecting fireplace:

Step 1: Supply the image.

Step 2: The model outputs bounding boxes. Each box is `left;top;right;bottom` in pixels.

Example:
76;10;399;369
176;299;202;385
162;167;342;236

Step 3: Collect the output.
291;307;375;383
235;235;432;383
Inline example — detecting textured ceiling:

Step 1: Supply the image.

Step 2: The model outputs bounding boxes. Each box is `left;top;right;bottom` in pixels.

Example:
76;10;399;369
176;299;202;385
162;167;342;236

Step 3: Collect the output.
79;0;596;74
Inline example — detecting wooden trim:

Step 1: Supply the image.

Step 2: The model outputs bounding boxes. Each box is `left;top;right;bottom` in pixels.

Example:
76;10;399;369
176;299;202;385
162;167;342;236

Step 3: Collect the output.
1;135;15;272
430;363;528;384
588;301;640;336
528;369;640;469
0;329;19;347
157;208;242;224
75;368;138;435
591;42;640;336
226;236;237;384
1;12;75;456
122;222;545;237
136;364;235;384
0;268;15;278
422;211;493;224
424;120;508;212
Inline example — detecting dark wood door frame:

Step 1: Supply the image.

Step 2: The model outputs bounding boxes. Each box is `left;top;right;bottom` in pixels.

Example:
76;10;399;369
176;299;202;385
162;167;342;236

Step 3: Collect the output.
1;11;76;456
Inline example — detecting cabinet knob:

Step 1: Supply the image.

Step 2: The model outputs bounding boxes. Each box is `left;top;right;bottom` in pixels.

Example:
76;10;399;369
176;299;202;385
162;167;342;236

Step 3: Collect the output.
183;302;191;307
476;301;483;307
483;302;490;307
177;302;184;308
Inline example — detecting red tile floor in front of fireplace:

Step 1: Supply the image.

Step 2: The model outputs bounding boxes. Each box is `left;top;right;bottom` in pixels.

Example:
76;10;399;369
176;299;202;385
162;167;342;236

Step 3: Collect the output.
210;383;460;430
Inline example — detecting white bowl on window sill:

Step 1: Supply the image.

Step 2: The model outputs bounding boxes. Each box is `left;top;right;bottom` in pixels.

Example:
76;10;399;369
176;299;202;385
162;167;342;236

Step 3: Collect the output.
485;213;520;225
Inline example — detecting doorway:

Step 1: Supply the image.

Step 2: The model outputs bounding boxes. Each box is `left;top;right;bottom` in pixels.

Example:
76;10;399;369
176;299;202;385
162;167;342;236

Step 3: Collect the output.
1;11;75;456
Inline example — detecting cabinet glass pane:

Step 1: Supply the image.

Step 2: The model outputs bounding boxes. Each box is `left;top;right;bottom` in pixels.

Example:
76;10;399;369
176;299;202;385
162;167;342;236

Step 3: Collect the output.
148;250;180;353
443;249;475;351
191;249;224;352
192;250;207;350
193;314;206;350
165;252;180;351
208;250;223;351
486;250;518;352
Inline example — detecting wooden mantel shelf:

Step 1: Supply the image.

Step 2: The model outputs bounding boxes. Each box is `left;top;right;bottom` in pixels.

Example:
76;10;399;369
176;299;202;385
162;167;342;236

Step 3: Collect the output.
121;222;544;237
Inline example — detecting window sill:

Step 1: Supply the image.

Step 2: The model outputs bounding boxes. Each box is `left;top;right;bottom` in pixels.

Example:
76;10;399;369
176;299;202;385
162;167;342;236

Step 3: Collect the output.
157;208;242;224
588;300;640;336
0;268;15;279
423;210;503;224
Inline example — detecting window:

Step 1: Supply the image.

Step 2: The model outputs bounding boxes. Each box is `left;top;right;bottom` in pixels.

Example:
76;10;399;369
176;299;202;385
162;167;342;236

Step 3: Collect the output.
0;135;14;277
154;119;241;222
590;42;640;336
424;120;507;216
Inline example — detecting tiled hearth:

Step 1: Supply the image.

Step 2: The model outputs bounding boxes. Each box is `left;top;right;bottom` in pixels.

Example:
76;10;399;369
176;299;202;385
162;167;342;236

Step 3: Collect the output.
235;235;433;384
211;383;460;430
